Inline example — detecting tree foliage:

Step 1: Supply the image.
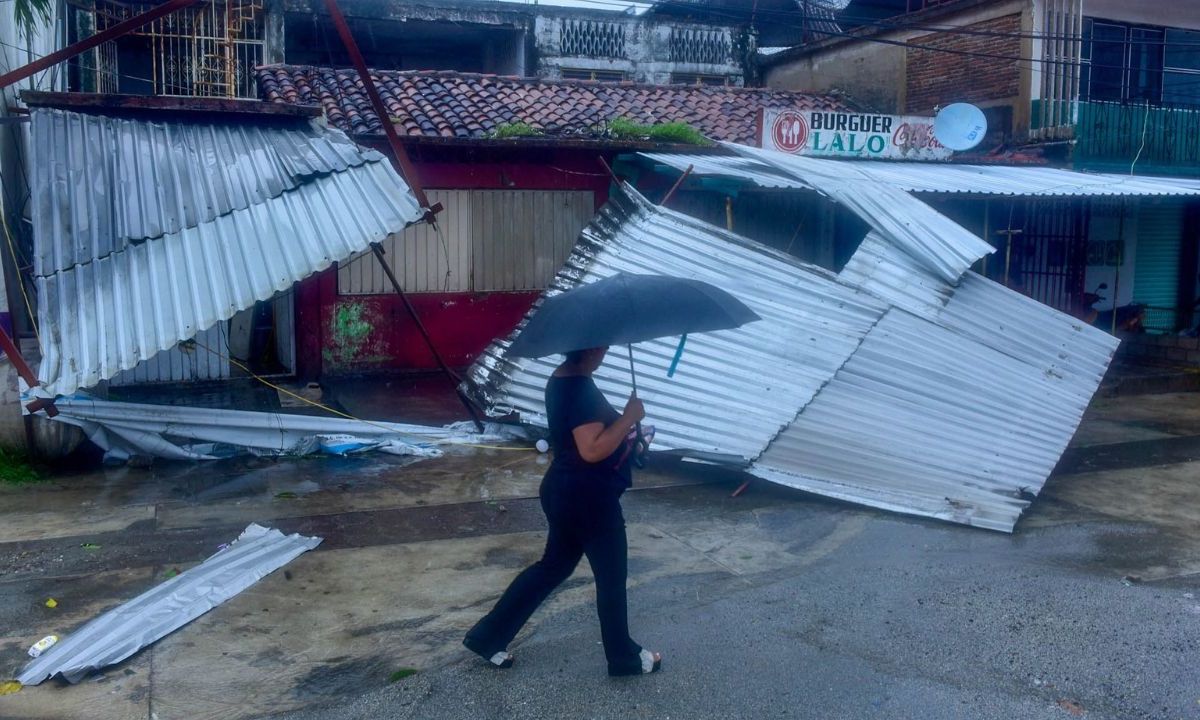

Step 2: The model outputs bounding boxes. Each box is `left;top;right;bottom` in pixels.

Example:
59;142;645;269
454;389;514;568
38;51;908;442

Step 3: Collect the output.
13;0;54;46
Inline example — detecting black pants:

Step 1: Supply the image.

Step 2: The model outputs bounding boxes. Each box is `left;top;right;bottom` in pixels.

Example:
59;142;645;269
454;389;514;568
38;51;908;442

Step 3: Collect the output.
464;481;643;675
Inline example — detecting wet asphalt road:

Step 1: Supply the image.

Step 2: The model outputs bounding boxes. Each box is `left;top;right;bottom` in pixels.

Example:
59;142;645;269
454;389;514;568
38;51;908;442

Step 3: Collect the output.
269;493;1200;720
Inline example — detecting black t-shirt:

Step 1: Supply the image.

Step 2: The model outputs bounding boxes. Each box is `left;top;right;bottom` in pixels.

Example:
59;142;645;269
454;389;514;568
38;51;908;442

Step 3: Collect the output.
544;375;633;492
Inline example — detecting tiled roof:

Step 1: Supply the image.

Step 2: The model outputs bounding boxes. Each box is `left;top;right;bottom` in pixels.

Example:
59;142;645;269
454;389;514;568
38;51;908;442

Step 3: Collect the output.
256;65;849;143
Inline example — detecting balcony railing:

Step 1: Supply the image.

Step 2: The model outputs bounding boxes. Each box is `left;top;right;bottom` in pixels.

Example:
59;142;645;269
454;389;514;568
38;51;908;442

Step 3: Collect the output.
1074;100;1200;175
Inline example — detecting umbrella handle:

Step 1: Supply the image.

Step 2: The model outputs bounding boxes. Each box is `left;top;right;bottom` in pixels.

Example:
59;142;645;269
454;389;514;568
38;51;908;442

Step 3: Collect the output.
627;344;645;469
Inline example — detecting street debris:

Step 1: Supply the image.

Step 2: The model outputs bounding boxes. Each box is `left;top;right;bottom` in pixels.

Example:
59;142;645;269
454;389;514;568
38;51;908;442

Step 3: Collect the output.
0;681;20;696
44;598;57;609
28;635;58;658
24;394;528;464
18;524;321;686
1056;698;1086;716
80;543;100;550
467;177;1119;533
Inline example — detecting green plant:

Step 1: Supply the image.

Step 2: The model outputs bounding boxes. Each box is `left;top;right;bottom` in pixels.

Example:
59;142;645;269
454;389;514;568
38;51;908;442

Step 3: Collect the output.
13;0;53;45
491;122;543;139
0;448;41;485
606;117;710;146
388;668;418;682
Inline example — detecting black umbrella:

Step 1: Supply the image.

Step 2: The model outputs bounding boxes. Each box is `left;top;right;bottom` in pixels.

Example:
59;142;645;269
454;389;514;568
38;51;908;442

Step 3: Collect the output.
509;272;760;414
509;273;760;359
509;273;760;465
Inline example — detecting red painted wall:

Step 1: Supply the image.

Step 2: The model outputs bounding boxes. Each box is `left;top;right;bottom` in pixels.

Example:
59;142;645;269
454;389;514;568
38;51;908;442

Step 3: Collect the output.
295;144;619;378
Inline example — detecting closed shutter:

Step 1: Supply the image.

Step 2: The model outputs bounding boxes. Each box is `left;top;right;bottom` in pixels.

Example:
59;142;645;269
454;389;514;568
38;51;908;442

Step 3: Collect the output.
1133;201;1185;332
337;190;594;294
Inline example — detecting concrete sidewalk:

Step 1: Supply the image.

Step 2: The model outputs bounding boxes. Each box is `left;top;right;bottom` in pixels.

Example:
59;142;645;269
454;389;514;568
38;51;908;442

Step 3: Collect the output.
1;393;1199;720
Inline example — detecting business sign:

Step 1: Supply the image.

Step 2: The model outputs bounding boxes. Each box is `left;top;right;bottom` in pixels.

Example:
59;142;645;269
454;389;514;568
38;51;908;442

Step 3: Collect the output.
760;109;953;161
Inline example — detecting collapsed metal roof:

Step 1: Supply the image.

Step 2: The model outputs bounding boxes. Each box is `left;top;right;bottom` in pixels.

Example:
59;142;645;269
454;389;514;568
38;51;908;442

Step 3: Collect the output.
466;176;1119;532
29;108;424;396
640;151;1200;196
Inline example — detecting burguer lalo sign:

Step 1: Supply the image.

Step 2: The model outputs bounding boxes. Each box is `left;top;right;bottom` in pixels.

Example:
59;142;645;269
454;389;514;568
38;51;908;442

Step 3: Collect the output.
760;108;953;161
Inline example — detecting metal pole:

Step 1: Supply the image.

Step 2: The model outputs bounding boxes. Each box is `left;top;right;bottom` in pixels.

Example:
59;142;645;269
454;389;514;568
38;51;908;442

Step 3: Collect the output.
0;0;203;90
322;0;431;213
369;244;483;431
1111;204;1126;335
0;327;56;417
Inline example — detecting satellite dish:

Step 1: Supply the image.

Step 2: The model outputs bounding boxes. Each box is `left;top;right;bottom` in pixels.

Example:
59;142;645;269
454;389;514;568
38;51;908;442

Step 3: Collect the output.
934;103;988;151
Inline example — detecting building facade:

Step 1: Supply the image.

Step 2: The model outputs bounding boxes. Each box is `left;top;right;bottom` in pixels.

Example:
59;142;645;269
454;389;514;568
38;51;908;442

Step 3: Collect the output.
761;0;1200;335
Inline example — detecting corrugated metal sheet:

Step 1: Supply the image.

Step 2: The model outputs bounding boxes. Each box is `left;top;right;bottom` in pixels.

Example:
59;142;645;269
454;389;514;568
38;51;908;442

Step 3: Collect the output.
640;151;1200;197
31;109;423;396
837;232;952;321
640;152;808;189
467;186;888;460
339;189;472;293
110;324;229;386
338;190;593;294
726;144;996;284
751;272;1119;533
30;108;380;276
472;190;595;293
19;524;320;685
468;182;1119;532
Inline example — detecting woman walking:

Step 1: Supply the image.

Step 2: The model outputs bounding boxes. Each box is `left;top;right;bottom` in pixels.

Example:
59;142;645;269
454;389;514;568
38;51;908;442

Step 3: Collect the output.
463;346;663;677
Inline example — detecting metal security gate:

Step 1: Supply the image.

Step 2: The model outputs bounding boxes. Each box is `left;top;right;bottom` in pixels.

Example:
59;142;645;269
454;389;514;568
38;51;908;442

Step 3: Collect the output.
338;189;595;295
73;0;265;98
1134;201;1185;332
1004;199;1090;312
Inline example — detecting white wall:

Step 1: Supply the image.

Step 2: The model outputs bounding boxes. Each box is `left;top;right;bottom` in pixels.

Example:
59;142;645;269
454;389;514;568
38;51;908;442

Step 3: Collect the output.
1084;201;1138;310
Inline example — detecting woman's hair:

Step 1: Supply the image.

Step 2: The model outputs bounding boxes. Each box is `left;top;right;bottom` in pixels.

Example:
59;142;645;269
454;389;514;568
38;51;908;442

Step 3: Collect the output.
565;349;587;365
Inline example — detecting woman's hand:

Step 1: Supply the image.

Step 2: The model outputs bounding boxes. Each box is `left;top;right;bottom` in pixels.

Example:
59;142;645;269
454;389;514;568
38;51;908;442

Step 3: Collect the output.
622;392;646;424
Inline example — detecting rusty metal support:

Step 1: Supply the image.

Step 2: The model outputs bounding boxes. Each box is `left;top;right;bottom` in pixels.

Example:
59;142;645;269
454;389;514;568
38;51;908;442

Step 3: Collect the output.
322;0;483;427
370;244;484;431
659;164;693;207
0;0;203;91
322;0;431;214
0;328;56;417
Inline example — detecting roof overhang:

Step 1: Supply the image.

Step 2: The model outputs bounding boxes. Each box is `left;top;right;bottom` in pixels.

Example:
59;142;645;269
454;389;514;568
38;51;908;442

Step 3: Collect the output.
636;151;1200;198
28;107;423;397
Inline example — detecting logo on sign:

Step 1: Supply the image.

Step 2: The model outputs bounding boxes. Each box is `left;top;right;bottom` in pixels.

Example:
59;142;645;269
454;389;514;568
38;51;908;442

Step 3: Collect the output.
771;111;808;153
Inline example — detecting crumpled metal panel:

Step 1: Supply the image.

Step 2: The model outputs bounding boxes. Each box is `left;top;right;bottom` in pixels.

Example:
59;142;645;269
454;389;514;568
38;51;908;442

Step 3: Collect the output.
36;393;518;461
837;232;952;321
466;186;888;460
725;144;996;284
639;150;1200;197
469;179;1118;532
30;108;382;276
31;109;423;396
939;273;1119;388
19;524;321;685
750;291;1119;533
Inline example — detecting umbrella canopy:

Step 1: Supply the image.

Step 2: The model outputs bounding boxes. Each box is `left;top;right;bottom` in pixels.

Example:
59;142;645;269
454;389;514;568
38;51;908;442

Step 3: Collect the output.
508;273;761;358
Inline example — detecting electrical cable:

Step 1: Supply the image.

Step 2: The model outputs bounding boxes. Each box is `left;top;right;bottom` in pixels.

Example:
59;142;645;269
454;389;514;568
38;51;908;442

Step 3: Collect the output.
191;334;530;450
0;182;39;344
